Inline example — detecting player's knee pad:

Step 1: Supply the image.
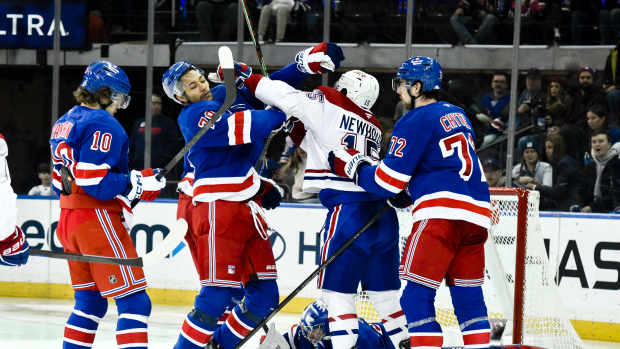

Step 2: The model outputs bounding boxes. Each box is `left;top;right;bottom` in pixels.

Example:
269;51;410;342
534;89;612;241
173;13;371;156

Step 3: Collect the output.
367;290;401;318
194;286;236;318
74;290;108;319
401;282;441;333
115;290;152;317
449;285;489;331
243;280;279;319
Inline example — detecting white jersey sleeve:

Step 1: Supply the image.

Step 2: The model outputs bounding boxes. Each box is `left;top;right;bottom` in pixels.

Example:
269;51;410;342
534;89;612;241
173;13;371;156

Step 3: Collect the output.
0;135;16;241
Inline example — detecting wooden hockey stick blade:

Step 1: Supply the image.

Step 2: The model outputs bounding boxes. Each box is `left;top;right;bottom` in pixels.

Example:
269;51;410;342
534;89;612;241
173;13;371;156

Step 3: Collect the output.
141;218;188;267
31;249;144;267
30;219;189;267
234;204;390;348
155;46;236;181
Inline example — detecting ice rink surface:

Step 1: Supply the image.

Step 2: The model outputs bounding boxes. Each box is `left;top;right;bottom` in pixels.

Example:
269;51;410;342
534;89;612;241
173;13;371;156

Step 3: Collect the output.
0;297;617;349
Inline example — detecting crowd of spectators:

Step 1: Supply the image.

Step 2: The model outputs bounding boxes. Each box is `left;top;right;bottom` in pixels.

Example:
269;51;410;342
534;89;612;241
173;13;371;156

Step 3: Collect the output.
83;0;620;46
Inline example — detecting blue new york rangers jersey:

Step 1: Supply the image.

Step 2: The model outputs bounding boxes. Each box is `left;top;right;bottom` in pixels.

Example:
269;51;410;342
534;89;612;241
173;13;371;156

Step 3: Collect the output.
177;101;285;202
49;106;129;201
176;63;307;199
283;318;395;349
358;101;491;228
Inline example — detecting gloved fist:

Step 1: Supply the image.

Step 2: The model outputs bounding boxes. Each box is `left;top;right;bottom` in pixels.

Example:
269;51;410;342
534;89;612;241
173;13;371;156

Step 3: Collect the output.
0;227;29;267
254;178;285;210
208;61;252;89
125;168;166;202
295;42;345;74
388;190;413;209
328;148;371;182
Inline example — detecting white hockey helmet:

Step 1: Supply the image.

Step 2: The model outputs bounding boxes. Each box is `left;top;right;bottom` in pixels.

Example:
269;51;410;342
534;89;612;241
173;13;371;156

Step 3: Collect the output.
334;70;380;110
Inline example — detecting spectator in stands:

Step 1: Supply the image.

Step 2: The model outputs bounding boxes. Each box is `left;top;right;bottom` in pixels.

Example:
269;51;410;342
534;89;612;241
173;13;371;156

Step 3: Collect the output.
88;9;108;43
480;72;511;146
512;136;552;188
258;0;295;43
450;0;498;45
527;133;583;211
570;0;599;44
545;76;571;127
599;1;620;45
129;93;182;170
27;163;54;196
482;156;504;188
512;136;554;208
602;41;620;124
567;66;605;129
517;68;546;129
586;104;620;146
580;130;620;213
195;0;238;41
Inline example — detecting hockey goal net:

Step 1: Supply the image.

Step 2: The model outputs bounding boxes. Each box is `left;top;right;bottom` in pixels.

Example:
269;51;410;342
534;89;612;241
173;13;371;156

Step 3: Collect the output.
355;188;585;348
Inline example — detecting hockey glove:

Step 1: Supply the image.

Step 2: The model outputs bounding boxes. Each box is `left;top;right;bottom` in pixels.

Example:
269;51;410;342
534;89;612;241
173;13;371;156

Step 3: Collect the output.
125;168;166;202
295;42;345;74
328;148;372;183
0;227;30;267
388;190;413;209
208;61;252;89
254;178;285;210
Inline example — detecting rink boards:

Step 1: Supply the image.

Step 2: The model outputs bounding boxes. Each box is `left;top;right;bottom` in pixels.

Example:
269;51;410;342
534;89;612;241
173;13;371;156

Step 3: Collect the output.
1;196;619;342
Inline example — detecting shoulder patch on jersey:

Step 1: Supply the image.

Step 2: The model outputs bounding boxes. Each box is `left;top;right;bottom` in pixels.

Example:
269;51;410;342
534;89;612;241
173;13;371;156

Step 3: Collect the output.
317;86;382;130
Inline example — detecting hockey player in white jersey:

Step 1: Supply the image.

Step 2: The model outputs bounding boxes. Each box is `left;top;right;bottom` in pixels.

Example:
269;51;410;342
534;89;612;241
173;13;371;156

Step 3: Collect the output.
243;67;408;348
0;133;30;267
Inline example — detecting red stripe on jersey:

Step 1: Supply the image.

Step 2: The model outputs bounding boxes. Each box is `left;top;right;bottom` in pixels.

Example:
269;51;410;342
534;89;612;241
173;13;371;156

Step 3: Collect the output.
233;111;246;145
226;312;252;338
317;86;382;130
328;313;357;322
64;326;96;344
388;310;405;319
463;331;490;345
305;169;332;173
193;175;255;196
181;318;211;345
410;334;443;347
116;330;148;345
414;197;491;217
376;166;408;190
0;133;4;140
75;168;108;179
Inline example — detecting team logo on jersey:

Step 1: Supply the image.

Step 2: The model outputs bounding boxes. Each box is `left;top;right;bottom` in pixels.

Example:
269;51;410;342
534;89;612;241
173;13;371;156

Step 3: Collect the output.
306;90;324;102
198;111;218;129
109;275;118;284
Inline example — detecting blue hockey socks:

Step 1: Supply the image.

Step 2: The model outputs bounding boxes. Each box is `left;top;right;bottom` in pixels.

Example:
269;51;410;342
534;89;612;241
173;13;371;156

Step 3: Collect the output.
115;290;151;349
63;290;108;349
401;282;443;348
449;285;491;348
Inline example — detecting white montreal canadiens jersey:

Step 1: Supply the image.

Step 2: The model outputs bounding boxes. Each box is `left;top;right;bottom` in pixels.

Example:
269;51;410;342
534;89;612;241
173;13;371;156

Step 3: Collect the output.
358;102;491;228
254;78;382;196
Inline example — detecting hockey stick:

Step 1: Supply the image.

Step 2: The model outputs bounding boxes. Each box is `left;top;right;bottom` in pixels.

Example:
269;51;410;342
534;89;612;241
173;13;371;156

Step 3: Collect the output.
31;218;188;267
234;204;390;348
240;0;268;76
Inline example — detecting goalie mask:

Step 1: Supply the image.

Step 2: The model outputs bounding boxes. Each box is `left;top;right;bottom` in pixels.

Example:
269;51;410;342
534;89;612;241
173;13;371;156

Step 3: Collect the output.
299;299;329;346
162;61;206;105
335;70;379;110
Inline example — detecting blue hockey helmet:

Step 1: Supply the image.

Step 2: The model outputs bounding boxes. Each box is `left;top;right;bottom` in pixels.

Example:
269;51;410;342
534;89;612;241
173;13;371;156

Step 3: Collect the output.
392;56;442;92
299;299;329;345
162;61;205;105
80;61;131;109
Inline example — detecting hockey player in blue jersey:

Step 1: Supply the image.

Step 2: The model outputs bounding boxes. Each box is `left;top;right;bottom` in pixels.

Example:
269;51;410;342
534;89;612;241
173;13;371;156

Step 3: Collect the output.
329;57;493;349
242;66;408;348
162;43;344;349
49;61;166;349
259;299;407;349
